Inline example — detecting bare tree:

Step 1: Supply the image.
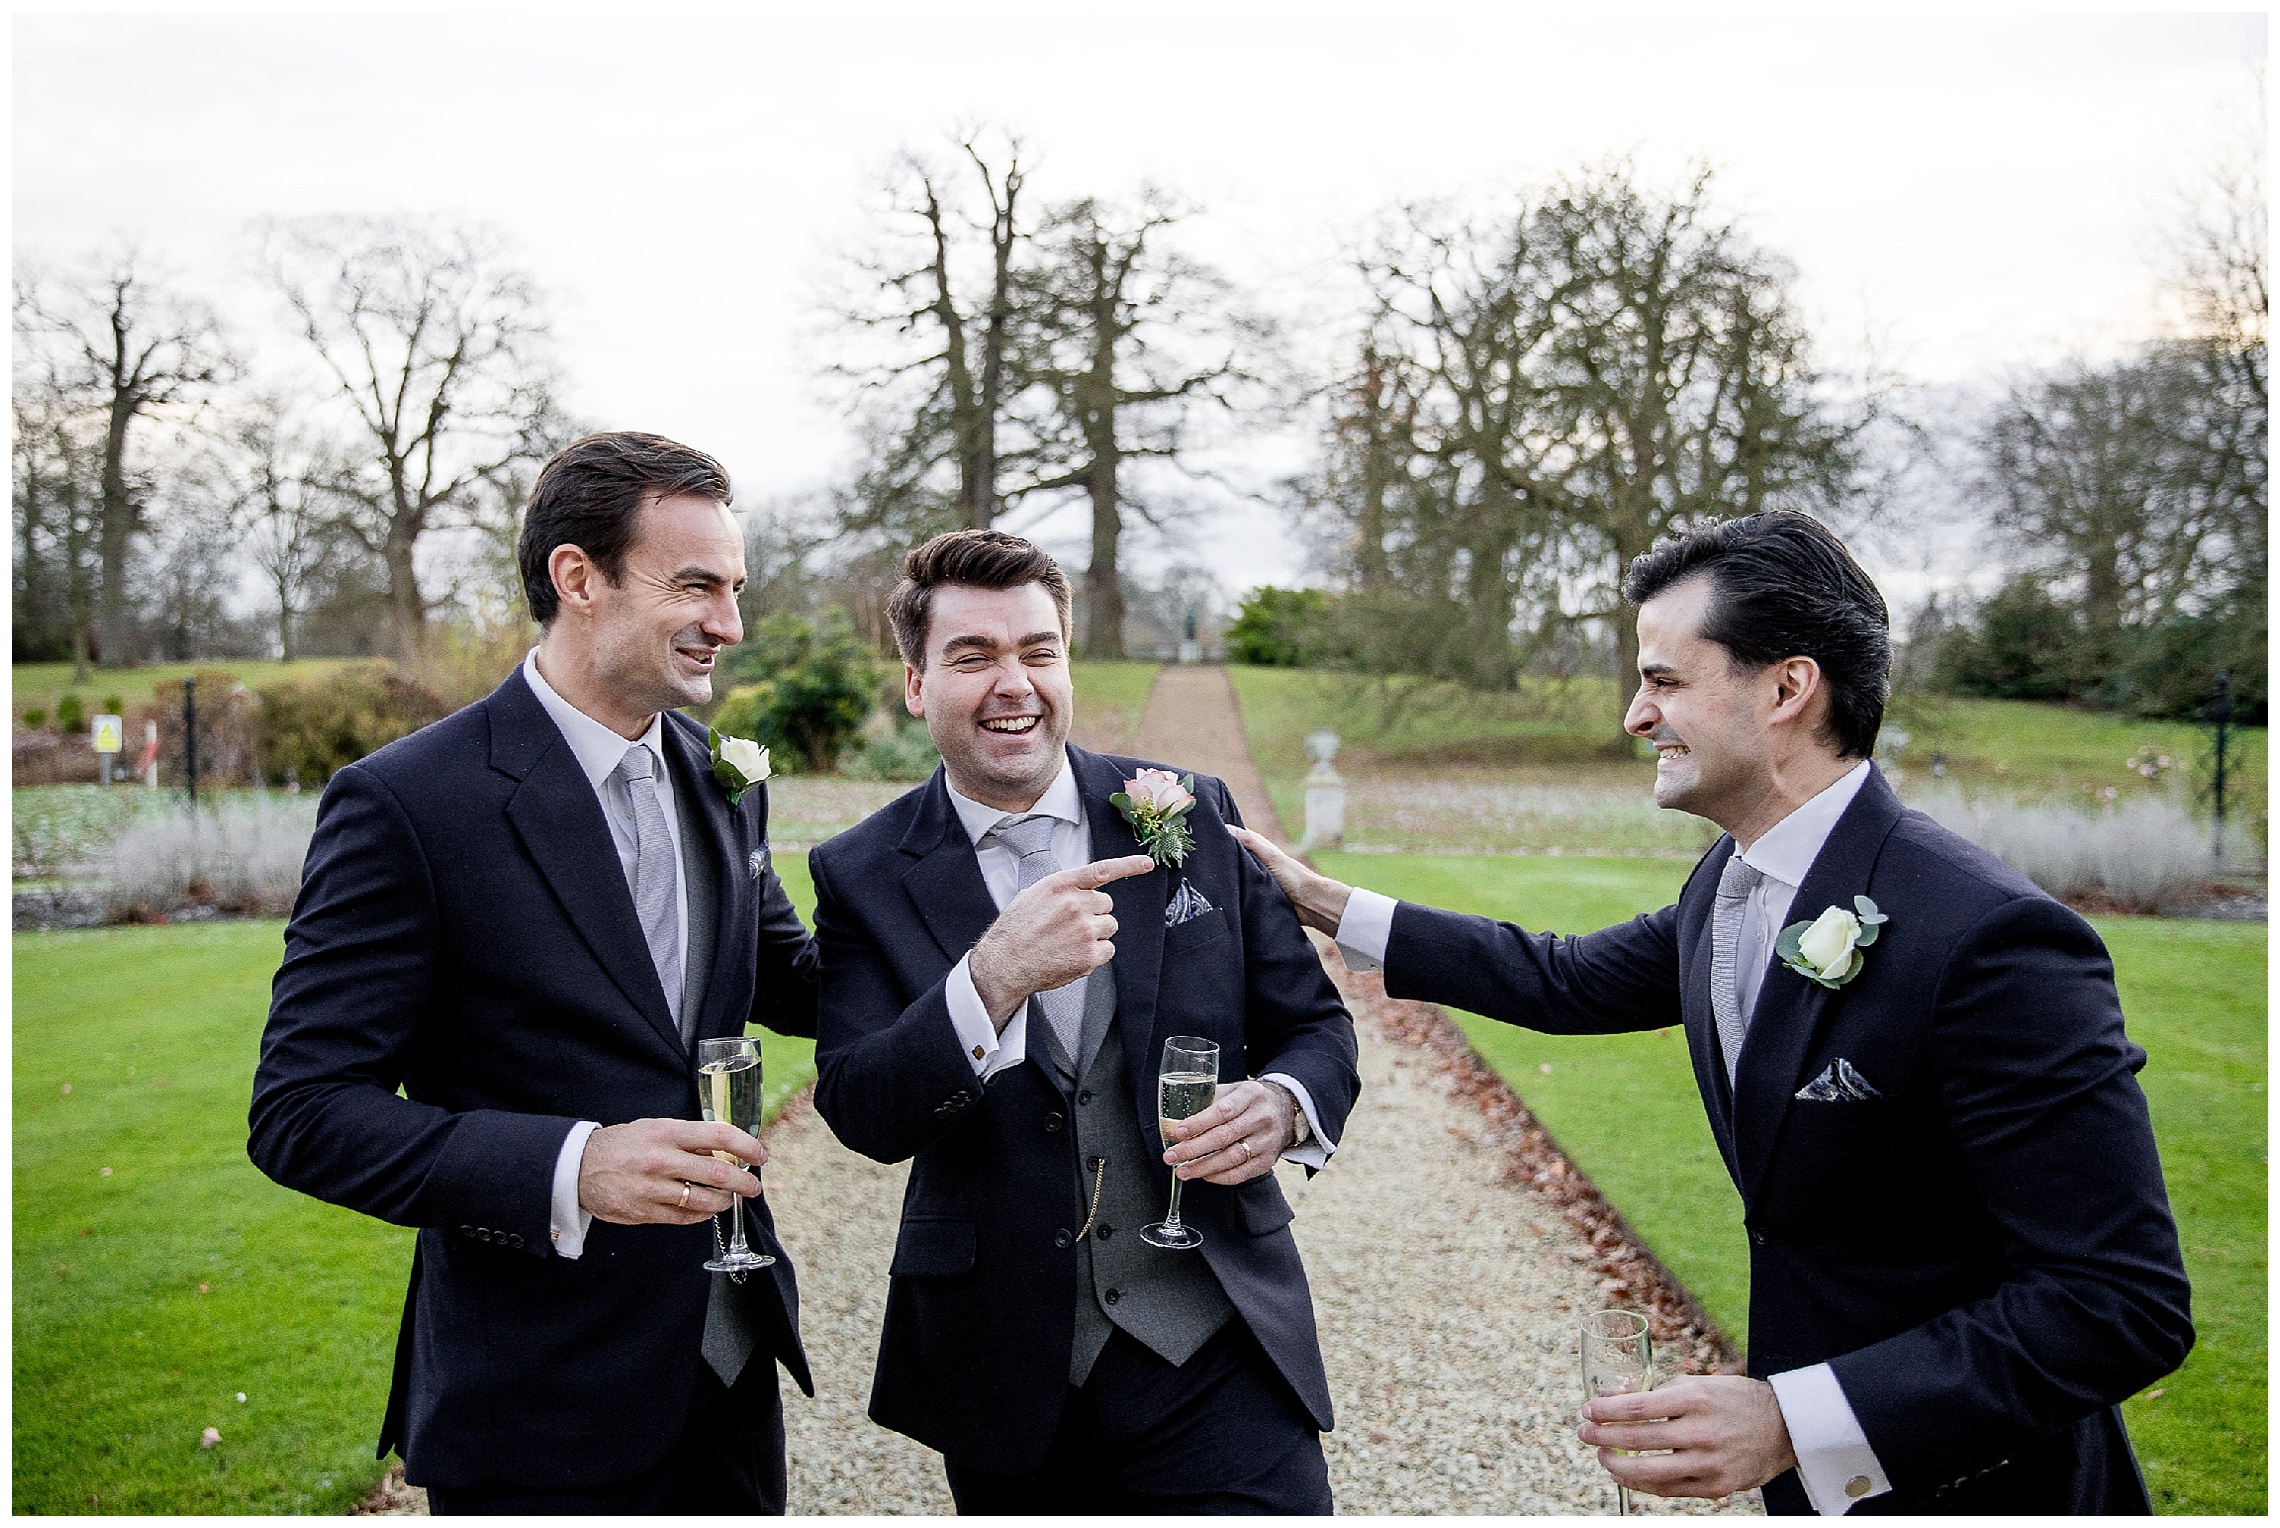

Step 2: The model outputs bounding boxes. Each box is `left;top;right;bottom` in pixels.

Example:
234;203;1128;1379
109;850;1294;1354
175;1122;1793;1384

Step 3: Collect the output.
1025;192;1263;658
1318;164;1856;727
834;130;1046;538
220;395;351;662
10;359;103;681
261;215;558;662
14;247;232;669
1535;165;1857;723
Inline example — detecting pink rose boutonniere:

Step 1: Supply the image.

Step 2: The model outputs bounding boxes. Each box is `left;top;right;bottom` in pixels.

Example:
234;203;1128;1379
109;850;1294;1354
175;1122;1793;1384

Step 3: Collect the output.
1112;768;1198;869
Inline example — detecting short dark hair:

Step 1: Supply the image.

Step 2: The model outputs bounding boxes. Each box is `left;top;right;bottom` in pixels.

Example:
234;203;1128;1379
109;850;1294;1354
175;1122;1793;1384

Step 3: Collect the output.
887;529;1074;667
517;432;732;624
1622;510;1890;759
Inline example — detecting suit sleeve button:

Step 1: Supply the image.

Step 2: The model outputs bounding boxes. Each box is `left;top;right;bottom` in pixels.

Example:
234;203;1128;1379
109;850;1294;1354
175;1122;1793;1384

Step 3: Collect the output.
458;1225;474;1237
1053;1228;1073;1249
508;1234;525;1249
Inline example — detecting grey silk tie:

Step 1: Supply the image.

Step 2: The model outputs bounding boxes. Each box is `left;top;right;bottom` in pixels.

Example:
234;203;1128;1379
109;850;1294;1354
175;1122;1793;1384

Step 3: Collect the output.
1710;852;1765;1088
987;813;1088;1064
614;744;684;1035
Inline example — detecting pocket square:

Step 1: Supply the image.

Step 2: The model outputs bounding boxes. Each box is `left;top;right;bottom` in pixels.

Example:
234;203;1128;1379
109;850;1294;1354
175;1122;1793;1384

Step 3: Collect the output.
1795;1058;1882;1102
1164;878;1216;929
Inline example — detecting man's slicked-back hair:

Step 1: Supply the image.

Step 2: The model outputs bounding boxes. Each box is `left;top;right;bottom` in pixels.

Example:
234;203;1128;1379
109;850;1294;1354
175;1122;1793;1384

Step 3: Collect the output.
1622;510;1891;759
517;431;733;624
888;529;1074;667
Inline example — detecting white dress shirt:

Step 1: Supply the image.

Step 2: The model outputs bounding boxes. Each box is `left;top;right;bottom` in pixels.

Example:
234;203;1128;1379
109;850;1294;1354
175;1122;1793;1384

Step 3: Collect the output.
523;650;691;1261
1333;758;1888;1514
942;759;1333;1170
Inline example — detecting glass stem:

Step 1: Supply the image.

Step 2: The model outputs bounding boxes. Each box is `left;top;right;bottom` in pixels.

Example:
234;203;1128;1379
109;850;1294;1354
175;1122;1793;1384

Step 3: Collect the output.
1163;1172;1187;1229
727;1170;753;1256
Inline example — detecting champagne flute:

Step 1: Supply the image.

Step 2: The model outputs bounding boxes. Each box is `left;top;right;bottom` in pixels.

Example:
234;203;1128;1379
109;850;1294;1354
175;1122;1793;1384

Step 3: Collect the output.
696;1036;774;1273
1580;1309;1652;1516
1142;1035;1219;1250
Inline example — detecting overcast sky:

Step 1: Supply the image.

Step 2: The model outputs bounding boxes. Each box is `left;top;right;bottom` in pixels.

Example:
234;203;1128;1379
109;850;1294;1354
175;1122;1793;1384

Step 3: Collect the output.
13;6;2267;596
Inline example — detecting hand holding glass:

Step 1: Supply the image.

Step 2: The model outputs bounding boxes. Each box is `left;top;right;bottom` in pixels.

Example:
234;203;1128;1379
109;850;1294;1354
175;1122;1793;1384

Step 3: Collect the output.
696;1037;774;1273
1143;1035;1218;1250
1581;1309;1652;1516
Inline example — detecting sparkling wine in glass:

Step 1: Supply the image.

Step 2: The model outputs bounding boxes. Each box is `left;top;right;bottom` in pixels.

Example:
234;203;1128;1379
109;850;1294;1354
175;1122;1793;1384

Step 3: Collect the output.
696;1036;774;1273
1581;1309;1652;1516
1142;1035;1219;1250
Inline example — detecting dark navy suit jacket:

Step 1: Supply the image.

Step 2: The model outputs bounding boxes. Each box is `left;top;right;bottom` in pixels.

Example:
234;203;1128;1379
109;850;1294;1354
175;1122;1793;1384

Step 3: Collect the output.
1382;767;2192;1514
249;668;817;1492
808;745;1361;1473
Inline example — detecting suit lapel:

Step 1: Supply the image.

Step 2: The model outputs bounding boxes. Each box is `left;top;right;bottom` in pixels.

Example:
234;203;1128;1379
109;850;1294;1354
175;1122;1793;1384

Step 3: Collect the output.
1731;767;1907;1206
1067;747;1172;1130
1678;840;1743;1188
899;769;1001;964
661;720;738;1053
491;673;686;1061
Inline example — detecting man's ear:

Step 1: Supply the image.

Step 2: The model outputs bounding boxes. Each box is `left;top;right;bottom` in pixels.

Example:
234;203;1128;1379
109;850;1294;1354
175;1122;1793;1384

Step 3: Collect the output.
548;543;596;615
1767;656;1824;726
904;663;926;718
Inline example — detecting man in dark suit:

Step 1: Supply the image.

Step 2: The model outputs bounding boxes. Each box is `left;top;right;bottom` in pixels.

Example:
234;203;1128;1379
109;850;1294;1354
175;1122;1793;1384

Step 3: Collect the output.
1234;511;2193;1515
250;432;818;1514
808;529;1361;1512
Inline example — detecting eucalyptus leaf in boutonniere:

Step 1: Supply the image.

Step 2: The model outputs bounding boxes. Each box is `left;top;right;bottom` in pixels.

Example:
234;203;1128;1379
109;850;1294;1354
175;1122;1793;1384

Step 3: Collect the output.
1111;768;1198;870
1776;896;1889;989
708;727;771;806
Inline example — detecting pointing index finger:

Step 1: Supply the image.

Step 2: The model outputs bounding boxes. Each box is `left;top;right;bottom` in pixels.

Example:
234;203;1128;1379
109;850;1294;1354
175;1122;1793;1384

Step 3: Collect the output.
1065;854;1157;889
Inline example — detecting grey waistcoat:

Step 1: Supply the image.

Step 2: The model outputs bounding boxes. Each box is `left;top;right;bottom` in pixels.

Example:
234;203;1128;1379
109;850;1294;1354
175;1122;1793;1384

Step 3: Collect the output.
1036;963;1235;1386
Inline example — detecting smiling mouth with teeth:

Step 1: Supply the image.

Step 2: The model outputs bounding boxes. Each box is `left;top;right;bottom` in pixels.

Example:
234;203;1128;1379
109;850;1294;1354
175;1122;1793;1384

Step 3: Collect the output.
980;716;1039;734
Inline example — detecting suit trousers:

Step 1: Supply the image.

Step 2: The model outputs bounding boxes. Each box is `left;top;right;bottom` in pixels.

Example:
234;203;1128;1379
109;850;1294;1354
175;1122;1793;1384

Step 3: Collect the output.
942;1321;1331;1515
423;1356;785;1515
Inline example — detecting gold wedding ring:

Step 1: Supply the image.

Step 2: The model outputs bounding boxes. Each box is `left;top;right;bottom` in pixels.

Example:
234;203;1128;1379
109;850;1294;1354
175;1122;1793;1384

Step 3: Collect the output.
677;1182;692;1209
1239;1139;1254;1162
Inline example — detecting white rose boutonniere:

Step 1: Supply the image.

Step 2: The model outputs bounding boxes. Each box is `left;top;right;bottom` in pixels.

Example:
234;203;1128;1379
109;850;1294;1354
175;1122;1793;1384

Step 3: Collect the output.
1775;895;1889;989
708;727;771;806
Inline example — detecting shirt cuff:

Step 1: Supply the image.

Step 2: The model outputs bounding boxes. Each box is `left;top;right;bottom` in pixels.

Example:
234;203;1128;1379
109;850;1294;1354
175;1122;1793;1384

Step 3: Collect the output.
1768;1363;1890;1514
550;1119;601;1259
1260;1072;1333;1169
947;954;1026;1080
1334;887;1398;973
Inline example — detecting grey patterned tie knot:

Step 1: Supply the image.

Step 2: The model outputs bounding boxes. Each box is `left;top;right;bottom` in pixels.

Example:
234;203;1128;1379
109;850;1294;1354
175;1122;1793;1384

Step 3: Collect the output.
987;813;1087;1065
614;744;683;1035
1710;852;1765;1089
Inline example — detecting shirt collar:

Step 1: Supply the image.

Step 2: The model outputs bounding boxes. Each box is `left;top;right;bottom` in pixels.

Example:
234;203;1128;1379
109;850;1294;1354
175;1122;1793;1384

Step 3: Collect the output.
946;752;1083;848
1737;758;1873;890
522;648;670;797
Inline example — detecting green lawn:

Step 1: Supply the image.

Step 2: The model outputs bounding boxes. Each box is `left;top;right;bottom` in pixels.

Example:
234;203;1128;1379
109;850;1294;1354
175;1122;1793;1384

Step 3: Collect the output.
1070;660;1163;753
1319;850;2267;1515
13;855;824;1515
1235;665;2268;855
12;659;373;726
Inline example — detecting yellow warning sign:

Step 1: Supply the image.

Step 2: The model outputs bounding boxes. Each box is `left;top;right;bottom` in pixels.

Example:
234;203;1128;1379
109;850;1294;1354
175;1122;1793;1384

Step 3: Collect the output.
91;715;124;754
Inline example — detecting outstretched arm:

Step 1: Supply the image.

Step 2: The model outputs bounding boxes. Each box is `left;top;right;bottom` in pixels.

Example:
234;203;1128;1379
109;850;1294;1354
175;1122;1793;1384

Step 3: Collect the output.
1228;822;1684;1036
